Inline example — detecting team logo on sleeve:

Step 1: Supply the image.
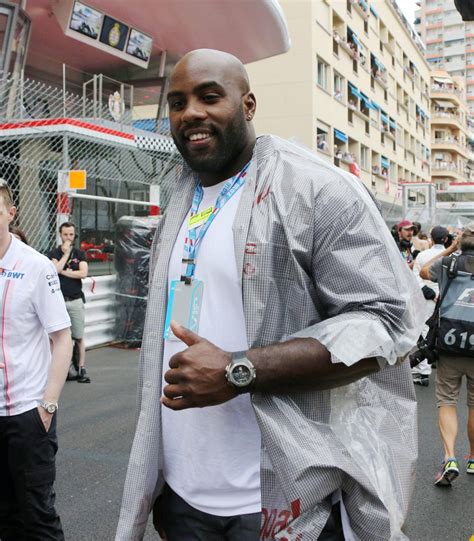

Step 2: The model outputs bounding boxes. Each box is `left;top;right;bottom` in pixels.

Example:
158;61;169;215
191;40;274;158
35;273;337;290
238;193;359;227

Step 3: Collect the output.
0;268;25;280
45;272;60;293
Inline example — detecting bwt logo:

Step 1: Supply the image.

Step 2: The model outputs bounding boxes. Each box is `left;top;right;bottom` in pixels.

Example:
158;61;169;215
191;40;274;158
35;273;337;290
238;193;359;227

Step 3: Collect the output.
0;270;25;280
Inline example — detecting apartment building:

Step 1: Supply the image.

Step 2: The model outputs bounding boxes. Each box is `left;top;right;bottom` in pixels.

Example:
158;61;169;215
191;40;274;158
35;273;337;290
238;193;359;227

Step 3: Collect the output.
246;0;432;216
431;70;470;190
415;0;474;116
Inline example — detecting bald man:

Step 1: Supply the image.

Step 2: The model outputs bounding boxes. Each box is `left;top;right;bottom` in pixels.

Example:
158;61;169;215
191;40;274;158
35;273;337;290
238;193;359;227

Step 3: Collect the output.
117;49;424;540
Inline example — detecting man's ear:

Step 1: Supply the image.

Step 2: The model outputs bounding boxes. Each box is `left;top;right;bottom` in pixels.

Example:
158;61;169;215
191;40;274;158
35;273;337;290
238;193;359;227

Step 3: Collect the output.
8;206;16;224
243;92;256;121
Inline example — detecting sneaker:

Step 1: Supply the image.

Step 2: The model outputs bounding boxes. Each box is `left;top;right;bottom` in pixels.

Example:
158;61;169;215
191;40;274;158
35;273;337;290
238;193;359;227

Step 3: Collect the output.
467;459;474;475
434;457;459;486
77;367;91;383
413;375;429;387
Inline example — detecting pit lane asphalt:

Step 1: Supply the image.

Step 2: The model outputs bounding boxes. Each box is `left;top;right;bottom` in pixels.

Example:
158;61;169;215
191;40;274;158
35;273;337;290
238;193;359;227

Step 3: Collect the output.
54;348;472;540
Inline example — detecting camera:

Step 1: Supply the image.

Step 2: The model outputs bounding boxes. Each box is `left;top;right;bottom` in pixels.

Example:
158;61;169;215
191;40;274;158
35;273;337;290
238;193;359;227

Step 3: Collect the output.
444;233;456;249
409;338;437;368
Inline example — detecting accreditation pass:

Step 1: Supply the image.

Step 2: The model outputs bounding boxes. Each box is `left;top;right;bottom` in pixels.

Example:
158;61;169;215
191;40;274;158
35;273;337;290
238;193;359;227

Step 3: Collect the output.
163;279;204;341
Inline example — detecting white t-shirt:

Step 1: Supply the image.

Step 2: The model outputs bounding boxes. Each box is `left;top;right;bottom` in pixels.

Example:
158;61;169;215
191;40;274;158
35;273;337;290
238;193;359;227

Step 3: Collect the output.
0;234;71;416
161;180;262;517
413;243;445;295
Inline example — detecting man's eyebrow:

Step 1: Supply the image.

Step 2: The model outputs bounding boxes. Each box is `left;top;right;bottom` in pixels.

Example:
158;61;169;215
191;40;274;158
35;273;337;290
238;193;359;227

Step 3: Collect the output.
167;90;183;101
167;81;225;101
193;81;225;93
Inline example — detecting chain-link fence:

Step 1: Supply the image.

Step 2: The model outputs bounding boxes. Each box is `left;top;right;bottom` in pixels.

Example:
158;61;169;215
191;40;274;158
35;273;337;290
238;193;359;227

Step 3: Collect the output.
0;69;135;126
0;72;183;272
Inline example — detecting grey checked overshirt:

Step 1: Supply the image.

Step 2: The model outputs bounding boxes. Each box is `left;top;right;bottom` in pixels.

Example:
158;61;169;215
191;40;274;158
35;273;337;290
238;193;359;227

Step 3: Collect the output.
116;136;425;541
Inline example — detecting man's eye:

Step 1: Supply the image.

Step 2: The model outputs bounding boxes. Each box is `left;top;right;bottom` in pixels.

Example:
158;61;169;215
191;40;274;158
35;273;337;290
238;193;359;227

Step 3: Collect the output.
203;94;219;102
170;100;184;110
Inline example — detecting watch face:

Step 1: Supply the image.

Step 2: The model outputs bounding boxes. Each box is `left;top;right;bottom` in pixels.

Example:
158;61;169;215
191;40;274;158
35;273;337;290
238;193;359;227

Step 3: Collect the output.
232;364;252;386
47;404;56;414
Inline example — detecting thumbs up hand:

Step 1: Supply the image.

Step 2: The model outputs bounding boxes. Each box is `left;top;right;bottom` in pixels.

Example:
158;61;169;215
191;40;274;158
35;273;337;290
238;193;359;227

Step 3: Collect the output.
161;321;237;410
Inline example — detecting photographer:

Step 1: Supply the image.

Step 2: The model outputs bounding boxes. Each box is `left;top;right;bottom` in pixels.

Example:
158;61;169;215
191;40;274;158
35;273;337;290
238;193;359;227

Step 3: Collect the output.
396;219;416;269
420;226;474;486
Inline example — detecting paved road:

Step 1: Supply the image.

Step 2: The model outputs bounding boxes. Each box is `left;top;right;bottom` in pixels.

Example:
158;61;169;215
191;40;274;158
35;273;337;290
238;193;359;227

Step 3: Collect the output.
55;348;472;540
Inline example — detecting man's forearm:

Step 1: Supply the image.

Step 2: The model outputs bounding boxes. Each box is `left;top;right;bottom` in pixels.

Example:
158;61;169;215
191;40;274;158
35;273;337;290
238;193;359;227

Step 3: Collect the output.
43;329;73;403
60;268;87;279
162;324;381;411
420;243;458;280
246;338;379;393
52;253;69;273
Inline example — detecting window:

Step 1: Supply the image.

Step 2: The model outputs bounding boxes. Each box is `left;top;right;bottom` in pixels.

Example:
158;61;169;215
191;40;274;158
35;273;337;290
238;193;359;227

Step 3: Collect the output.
317;120;330;153
334;72;344;102
361;145;369;169
317;57;329;90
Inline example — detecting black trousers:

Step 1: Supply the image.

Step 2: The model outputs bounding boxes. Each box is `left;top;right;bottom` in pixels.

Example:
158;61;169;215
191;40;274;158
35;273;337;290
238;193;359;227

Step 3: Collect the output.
0;407;64;541
154;484;344;540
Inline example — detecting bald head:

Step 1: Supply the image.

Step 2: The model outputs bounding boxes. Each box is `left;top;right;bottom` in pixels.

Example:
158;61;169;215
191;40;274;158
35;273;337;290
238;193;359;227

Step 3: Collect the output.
167;48;257;186
171;49;250;94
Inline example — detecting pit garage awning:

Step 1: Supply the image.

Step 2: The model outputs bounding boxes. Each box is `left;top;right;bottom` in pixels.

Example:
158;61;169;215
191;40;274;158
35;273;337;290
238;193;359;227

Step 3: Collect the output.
25;0;291;74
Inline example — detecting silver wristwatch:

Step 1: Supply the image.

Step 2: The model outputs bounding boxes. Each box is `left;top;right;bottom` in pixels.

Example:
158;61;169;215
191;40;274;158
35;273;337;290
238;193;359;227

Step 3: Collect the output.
40;401;58;414
225;352;256;394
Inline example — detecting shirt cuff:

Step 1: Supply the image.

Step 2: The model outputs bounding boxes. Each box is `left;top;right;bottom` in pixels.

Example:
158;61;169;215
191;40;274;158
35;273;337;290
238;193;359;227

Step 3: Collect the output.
44;320;71;334
288;313;401;367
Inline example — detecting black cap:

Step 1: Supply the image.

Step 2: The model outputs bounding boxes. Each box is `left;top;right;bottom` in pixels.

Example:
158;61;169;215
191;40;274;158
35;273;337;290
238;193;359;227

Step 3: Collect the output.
431;226;449;242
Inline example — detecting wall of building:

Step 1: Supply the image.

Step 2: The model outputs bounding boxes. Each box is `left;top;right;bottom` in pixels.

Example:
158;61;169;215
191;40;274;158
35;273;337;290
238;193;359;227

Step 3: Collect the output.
246;1;313;146
246;0;431;212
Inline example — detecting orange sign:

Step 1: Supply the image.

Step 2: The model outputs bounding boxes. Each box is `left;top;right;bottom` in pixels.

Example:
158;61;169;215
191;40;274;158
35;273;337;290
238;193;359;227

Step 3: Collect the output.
68;170;87;190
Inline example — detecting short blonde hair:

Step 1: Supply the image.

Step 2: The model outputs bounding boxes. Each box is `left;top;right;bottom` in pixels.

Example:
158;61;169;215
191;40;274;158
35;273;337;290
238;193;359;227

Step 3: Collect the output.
0;179;13;208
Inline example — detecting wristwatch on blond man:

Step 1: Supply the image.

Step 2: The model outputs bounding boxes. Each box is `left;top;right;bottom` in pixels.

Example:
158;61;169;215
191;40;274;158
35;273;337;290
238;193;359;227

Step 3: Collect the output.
40;401;58;414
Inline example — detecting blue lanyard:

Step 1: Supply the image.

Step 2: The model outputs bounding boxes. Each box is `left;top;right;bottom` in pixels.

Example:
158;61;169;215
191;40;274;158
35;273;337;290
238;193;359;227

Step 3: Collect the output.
181;162;250;282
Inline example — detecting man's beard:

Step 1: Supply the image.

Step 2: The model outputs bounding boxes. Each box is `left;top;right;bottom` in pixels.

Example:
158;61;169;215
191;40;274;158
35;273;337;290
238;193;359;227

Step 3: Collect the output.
172;106;248;175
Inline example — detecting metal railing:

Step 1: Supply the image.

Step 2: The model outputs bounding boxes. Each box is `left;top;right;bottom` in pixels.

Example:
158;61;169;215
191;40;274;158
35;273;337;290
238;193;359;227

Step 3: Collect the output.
0;68;136;126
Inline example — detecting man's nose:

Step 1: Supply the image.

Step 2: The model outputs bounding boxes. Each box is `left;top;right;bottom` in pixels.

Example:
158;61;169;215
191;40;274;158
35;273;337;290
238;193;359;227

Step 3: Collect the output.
182;98;207;123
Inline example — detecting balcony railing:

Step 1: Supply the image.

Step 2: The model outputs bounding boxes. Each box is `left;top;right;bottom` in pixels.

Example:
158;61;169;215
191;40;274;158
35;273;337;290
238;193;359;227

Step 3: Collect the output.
333;32;359;61
431;84;464;98
0;68;171;137
0;70;135;126
431;161;466;174
433;138;470;154
431;111;466;126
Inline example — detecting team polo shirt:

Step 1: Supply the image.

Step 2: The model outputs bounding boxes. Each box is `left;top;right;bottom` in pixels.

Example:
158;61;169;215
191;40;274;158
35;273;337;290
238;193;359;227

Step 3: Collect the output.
0;235;71;416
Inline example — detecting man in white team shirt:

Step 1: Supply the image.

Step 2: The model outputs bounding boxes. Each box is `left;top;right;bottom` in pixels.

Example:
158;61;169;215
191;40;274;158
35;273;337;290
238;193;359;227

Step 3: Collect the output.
0;181;72;540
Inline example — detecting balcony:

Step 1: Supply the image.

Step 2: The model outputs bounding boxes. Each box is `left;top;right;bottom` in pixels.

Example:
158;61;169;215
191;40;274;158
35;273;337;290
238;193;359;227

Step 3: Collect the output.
333;32;358;61
432;138;470;158
431;111;467;130
431;84;464;102
371;71;388;90
354;0;369;20
404;66;415;81
431;161;467;181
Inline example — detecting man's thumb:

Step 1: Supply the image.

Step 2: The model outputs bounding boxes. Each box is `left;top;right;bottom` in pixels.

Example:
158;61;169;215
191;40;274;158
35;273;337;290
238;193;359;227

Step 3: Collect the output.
170;320;202;346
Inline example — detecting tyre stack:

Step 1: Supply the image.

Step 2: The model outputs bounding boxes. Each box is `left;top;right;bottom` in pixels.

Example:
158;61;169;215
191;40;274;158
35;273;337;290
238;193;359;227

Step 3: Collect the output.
115;215;161;347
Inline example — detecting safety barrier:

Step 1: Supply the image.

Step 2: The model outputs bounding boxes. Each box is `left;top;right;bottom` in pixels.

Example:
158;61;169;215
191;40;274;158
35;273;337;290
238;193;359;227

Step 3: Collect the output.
83;274;117;348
